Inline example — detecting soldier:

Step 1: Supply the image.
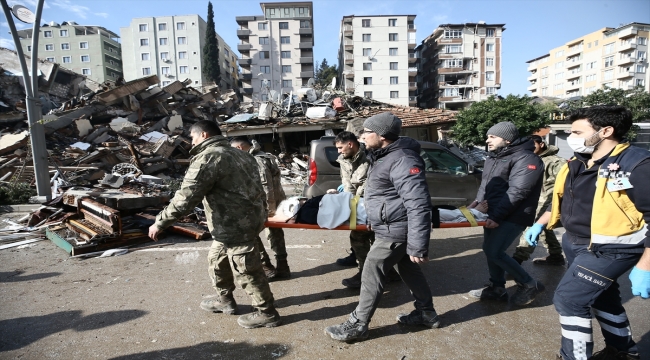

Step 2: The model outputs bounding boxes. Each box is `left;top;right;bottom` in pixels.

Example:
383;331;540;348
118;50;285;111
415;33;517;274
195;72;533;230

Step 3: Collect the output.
148;120;281;329
230;137;290;280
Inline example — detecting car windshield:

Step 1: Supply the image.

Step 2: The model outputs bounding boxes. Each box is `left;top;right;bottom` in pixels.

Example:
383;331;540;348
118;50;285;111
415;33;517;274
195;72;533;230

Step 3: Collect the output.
420;149;467;175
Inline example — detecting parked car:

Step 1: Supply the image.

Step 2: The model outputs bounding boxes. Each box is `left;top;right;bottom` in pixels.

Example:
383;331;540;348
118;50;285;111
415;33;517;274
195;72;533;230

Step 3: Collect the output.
303;136;482;207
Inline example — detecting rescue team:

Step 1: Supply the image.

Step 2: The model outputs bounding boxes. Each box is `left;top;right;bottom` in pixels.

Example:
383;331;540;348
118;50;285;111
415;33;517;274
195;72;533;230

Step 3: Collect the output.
146;105;650;360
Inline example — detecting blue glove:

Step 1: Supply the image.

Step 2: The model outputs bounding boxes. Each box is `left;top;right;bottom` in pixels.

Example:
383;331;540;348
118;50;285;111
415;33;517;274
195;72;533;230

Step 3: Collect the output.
337;184;345;193
525;223;544;247
629;266;650;299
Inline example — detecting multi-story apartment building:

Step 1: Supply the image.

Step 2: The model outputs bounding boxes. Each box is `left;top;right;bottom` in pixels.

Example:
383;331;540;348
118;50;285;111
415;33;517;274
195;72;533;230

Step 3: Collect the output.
338;15;417;107
16;21;122;84
526;22;650;98
417;22;505;110
236;2;314;103
120;15;238;90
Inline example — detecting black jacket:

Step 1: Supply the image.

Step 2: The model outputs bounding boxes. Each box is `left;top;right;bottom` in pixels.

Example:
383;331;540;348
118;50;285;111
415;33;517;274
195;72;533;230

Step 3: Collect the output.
476;138;544;226
365;137;432;257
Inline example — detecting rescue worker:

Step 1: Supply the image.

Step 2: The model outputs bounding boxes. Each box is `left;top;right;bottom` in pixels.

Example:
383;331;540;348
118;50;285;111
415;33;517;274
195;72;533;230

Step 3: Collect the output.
526;106;650;360
231;137;290;280
148;120;281;329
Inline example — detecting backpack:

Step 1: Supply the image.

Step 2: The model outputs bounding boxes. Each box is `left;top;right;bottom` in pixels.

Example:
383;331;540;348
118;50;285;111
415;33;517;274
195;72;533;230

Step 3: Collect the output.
294;195;325;224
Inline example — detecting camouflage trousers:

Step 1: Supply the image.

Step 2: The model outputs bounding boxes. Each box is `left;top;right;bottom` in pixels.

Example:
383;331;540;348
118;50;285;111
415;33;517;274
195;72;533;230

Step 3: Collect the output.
350;230;375;271
257;228;287;264
513;227;563;262
207;238;275;311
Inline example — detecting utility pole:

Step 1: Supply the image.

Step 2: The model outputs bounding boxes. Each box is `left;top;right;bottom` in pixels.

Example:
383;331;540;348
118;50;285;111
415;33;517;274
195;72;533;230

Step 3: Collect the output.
1;0;51;200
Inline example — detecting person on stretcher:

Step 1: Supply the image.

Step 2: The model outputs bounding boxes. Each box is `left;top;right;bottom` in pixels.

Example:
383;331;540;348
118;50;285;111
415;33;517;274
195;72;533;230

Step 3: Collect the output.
439;200;489;223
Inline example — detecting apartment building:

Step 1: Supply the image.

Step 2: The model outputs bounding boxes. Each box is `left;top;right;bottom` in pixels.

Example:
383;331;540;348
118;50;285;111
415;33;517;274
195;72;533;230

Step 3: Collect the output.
16;21;122;84
120;15;238;90
526;22;650;98
236;2;314;103
338;15;417;107
417;22;505;110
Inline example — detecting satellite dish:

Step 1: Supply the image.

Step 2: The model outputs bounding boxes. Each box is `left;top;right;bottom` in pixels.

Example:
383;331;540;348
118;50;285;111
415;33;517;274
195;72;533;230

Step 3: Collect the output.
330;77;337;89
307;78;315;87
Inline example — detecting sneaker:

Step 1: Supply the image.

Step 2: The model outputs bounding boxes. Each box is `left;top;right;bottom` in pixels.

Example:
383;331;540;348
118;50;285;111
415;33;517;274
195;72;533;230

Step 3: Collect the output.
342;271;362;288
532;255;566;266
396;309;440;328
468;283;508;302
512;280;545;306
324;315;368;342
200;295;237;315
263;263;277;280
237;308;281;329
589;345;640;360
275;259;291;279
336;249;358;267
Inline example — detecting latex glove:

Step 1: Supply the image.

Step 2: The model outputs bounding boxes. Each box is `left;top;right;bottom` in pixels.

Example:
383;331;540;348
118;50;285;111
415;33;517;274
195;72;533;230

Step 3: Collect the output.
337;184;345;193
629;266;650;299
525;223;544;247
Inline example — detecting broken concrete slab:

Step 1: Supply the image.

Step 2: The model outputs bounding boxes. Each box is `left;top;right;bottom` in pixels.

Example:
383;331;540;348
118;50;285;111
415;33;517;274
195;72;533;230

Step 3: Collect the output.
43;104;107;133
109;117;129;131
167;115;183;131
75;119;93;137
70;142;91;151
0;130;29;156
95;75;160;106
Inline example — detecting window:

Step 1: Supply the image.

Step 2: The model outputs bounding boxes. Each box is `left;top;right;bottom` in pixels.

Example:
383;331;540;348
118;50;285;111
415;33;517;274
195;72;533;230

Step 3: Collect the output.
445;45;462;53
159;38;168;45
258;22;268;30
58;43;69;50
81;55;90;62
259;51;269;59
486;43;494;52
637;64;646;73
161;52;169;60
554;83;563;90
161;67;170;74
140;53;150;61
541;67;548;76
388;19;397;27
284;8;290;15
259;37;269;45
554;61;563;69
390;62;398;70
487;28;496;37
445;59;463;68
487;87;498;95
586;74;596;82
45;44;54;51
390;91;399;98
281;65;291;73
363;48;372;56
224;49;229;57
79;42;88;49
177;37;187;45
140;38;149;46
555;72;563;80
279;22;288;29
62;56;71;63
300;20;310;28
541;77;548;85
389;33;398;41
178;51;187;59
363;63;372;70
486;71;495;81
636;79;645;87
82;68;91;75
588;42;592;48
604;56;614;67
45;57;54;62
389;48;397;56
390;76;398;84
281;51;291;58
638;37;648;46
176;22;185;30
421;149;468;175
142;67;151;75
43;30;52;38
444;30;462;38
638;51;647;60
139;24;147;32
585;61;596;69
282;80;291;87
364;91;372;98
362;19;371;27
542;87;548;96
486;58;494;66
179;66;188;73
158;23;167;31
362;34;371;42
555;50;564;57
603;69;613;81
363;77;372;85
604;42;615;54
280;36;290;44
260;66;270;73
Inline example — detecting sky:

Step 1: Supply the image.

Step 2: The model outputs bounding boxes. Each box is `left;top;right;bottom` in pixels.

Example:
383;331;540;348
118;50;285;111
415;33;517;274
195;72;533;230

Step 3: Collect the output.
1;0;648;95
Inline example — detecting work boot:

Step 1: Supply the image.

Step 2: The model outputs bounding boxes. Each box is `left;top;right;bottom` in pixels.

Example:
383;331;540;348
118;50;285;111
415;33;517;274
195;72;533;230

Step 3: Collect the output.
468;283;508;302
532;254;566;266
237;308;281;329
262;261;277;280
396;309;440;329
275;259;291;279
342;271;362;288
387;268;402;282
512;280;545;306
324;314;368;342
336;249;358;267
590;345;640;360
200;294;237;315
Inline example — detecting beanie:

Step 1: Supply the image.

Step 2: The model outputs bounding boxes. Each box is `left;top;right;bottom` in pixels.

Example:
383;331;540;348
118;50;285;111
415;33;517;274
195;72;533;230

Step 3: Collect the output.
363;112;402;140
487;122;519;143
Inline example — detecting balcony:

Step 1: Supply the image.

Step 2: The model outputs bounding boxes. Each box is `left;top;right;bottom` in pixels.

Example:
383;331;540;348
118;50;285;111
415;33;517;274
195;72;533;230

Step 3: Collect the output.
236;16;256;25
344;56;354;64
438;96;471;103
408;67;418;74
299;28;312;35
436;37;462;46
619;40;637;52
344;72;354;78
343;39;353;49
566;71;581;80
408;38;417;48
617;28;638;39
300;71;313;78
437;67;473;74
237;43;252;52
566;80;581;90
619;55;636;65
616;71;635;79
409;96;417;105
240;87;253;94
527;84;537;91
566;46;582;57
237;29;251;38
527;74;537;81
408;53;418;63
241;73;252;80
299;57;313;64
238;58;252;66
299;41;312;49
408;82;417;90
343;25;352;36
407;24;416;32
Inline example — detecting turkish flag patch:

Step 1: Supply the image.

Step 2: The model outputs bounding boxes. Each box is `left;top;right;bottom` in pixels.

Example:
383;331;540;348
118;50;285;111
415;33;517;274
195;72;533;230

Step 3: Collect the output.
410;167;421;174
527;165;537;170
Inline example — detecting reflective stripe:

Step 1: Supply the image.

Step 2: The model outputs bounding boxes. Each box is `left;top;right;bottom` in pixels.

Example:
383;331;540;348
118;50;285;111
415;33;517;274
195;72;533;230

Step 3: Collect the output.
592;308;629;323
591;225;647;245
598;322;632;337
560;315;592;328
573;341;588;360
561;328;593;342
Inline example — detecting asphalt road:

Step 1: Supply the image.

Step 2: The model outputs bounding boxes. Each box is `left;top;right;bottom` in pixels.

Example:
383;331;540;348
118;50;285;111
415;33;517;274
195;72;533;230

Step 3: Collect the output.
1;219;648;360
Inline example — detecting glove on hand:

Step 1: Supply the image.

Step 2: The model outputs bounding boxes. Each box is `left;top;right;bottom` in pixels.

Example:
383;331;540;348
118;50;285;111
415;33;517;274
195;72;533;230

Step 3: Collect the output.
337;184;345;193
629;266;650;299
525;223;544;247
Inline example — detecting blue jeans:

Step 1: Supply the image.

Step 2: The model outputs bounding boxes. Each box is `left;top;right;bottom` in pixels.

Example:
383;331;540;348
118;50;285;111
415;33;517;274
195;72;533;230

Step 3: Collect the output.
482;220;532;287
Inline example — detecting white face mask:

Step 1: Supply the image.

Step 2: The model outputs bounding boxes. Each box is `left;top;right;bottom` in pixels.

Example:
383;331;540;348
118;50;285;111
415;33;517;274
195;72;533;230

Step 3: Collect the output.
567;130;603;154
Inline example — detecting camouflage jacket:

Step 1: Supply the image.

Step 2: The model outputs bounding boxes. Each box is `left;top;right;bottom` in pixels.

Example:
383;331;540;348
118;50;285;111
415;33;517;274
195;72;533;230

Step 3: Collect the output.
337;145;369;196
250;147;286;214
155;136;267;243
535;145;566;219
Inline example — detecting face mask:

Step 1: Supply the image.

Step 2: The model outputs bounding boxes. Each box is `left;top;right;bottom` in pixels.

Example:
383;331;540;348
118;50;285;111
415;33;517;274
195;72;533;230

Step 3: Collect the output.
567;130;603;154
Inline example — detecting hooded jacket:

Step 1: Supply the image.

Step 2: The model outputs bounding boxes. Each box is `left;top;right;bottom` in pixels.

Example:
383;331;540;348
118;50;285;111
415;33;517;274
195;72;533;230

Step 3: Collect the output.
364;137;432;258
476;137;544;226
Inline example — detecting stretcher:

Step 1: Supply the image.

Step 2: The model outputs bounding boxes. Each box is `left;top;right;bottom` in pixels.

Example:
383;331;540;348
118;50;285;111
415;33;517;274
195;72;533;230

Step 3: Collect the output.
264;217;486;230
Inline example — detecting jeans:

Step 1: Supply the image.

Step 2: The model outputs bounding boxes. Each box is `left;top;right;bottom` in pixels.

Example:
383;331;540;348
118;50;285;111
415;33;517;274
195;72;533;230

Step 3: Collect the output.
482;220;532;287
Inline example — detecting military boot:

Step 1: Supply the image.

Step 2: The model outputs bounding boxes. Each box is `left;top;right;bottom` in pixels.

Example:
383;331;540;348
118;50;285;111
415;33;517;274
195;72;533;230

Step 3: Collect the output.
237;308;282;329
262;260;277;280
342;271;362;288
396;309;441;328
275;259;291;279
200;294;237;315
590;345;640;359
532;254;566;266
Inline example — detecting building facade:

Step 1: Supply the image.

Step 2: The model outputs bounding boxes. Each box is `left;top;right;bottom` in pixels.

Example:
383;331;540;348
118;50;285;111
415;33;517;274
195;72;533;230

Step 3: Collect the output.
417;23;505;110
338;15;417;107
120;15;238;90
16;21;122;84
236;2;314;103
526;22;650;98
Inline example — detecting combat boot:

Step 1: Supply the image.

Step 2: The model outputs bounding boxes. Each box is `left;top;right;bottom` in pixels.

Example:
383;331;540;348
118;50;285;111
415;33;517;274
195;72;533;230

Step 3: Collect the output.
532;254;566;266
237;308;281;329
324;314;368;342
512;279;545;306
262;261;277;280
275;259;291;278
200;294;237;315
590;345;640;360
396;309;441;328
336;249;358;267
342;271;362;288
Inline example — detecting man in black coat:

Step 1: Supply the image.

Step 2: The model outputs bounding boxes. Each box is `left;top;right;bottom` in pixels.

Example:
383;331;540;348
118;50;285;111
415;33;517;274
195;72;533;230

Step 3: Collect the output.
324;112;439;342
468;121;546;306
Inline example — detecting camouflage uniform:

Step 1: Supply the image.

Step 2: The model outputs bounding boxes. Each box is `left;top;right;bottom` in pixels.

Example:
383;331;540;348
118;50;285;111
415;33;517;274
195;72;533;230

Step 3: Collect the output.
154;136;275;311
337;145;374;271
513;145;566;262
